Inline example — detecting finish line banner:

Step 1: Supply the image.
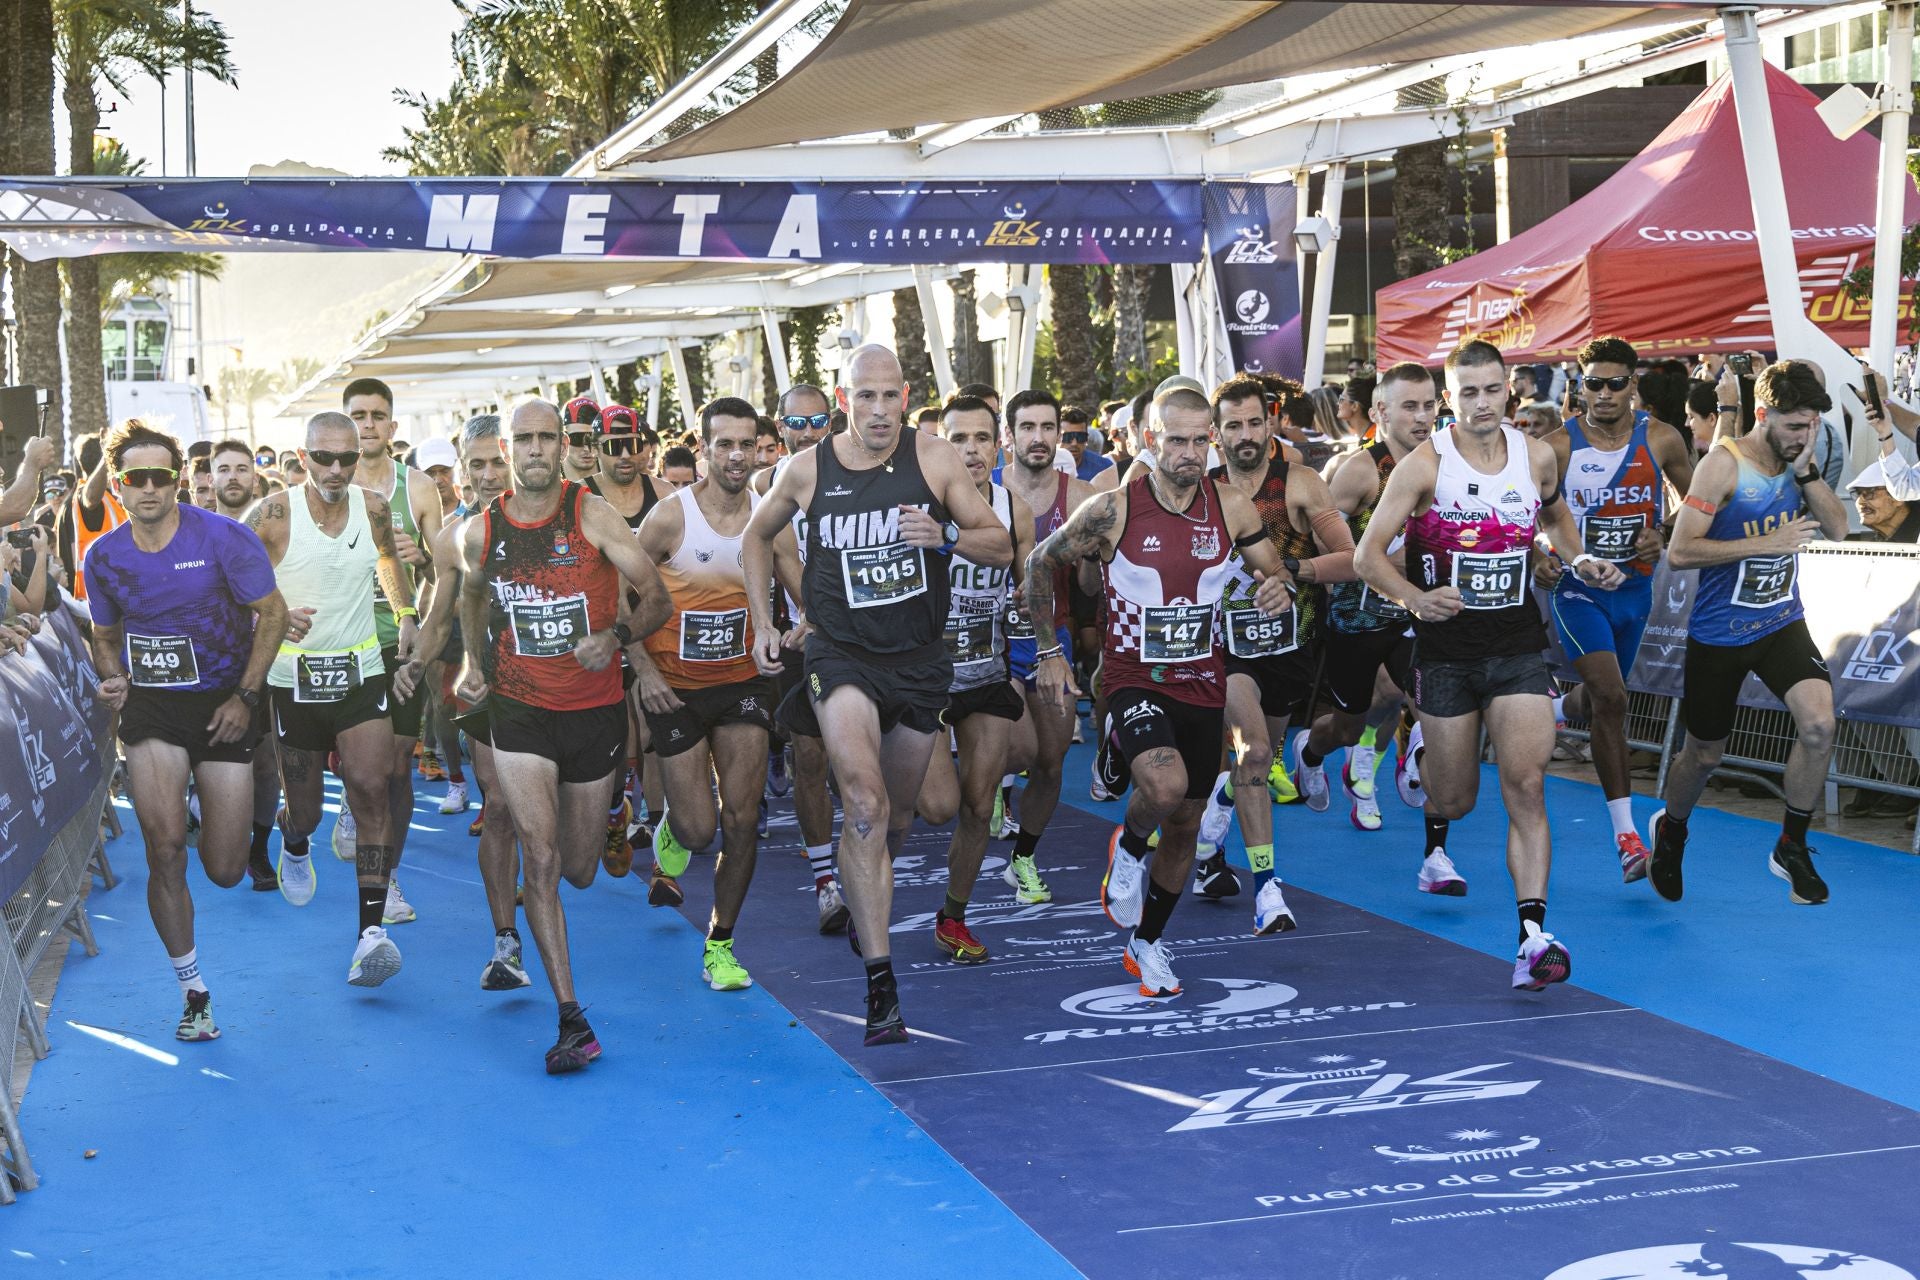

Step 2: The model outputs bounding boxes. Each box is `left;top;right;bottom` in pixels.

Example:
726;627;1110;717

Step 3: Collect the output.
0;177;1206;265
1205;181;1304;379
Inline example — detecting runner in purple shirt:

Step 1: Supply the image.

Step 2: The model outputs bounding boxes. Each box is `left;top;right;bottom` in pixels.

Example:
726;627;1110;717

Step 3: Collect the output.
84;421;287;1045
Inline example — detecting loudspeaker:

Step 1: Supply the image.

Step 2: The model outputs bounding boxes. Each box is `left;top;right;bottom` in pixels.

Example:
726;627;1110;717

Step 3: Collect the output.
0;385;46;483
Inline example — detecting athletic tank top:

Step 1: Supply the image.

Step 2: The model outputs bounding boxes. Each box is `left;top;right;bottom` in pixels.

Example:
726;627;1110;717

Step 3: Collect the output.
481;481;622;710
771;452;808;619
803;427;950;663
1102;474;1237;707
1210;457;1320;651
1404;425;1546;663
945;484;1013;692
1689;440;1806;646
268;484;383;689
586;473;662;531
1560;410;1663;578
1330;441;1411;634
371;465;421;648
642;485;759;689
994;466;1072;635
68;490;126;603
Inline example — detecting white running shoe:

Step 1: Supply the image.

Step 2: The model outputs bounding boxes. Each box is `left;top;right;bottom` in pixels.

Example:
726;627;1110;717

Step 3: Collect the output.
1293;731;1330;813
1349;790;1383;831
347;925;403;987
1253;879;1297;935
1089;774;1116;802
277;851;315;908
1395;723;1426;808
816;880;851;934
438;780;469;815
1343;744;1377;802
332;806;357;861
1197;771;1234;848
480;930;532;990
1124;935;1181;998
1003;853;1052;904
382;877;417;925
1513;920;1572;991
1418;848;1468;897
1101;828;1148;928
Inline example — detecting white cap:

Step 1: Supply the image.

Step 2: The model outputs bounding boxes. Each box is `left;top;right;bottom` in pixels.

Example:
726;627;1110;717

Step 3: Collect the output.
1111;404;1133;434
414;437;459;472
1847;458;1891;492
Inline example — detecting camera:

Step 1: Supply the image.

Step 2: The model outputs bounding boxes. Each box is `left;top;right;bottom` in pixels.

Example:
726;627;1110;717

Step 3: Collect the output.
1729;353;1754;378
5;529;37;550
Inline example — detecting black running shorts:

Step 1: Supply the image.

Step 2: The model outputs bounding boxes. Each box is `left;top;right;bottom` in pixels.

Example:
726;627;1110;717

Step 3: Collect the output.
271;675;392;755
943;679;1026;726
380;644;427;740
1682;620;1829;743
1410;651;1555;719
1224;643;1321;721
642;678;777;758
1322;626;1415;715
1106;685;1223;801
779;637;950;738
488;695;626;784
121;687;265;767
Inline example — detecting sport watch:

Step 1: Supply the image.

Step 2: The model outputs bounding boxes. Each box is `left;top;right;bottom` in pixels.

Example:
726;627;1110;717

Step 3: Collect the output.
235;687;261;709
938;519;961;555
611;622;634;647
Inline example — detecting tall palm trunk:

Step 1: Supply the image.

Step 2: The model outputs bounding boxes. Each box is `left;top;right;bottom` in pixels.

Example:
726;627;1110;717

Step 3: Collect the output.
1391;81;1453;280
65;74;108;436
12;0;64;435
1112;264;1152;380
1049;263;1096;409
892;285;933;404
950;271;991;388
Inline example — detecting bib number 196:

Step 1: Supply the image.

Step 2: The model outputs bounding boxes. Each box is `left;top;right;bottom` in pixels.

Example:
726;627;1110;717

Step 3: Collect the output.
510;594;591;658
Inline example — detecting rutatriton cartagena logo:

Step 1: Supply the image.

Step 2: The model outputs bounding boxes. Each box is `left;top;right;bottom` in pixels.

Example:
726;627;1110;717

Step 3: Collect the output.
1545;1241;1914;1279
1025;976;1414;1044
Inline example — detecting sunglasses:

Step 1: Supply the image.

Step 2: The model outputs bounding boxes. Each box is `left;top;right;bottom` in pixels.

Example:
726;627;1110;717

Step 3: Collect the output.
599;436;648;456
567;430;597;447
1062;431;1089;443
115;467;179;489
781;413;831;431
304;450;360;469
1582;375;1632;393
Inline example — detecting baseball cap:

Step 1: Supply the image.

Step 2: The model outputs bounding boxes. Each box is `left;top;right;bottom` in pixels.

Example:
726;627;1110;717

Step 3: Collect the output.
1153;374;1207;400
561;395;600;427
414;437;458;472
597;404;662;446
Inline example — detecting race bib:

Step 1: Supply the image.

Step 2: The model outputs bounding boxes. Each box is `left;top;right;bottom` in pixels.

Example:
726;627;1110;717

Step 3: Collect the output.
1225;606;1298;659
1732;554;1797;608
944;613;999;664
510;594;591;657
1004;597;1037;641
1141;603;1215;663
1451;550;1528;611
294;651;363;704
1356;584;1410;622
842;543;926;609
127;633;200;688
679;608;748;662
1583;512;1647;561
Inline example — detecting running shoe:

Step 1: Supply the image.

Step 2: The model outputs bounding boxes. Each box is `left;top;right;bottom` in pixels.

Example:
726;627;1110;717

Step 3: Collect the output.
758;796;770;839
545;1018;602;1075
934;913;989;963
1350;791;1383;832
702;938;754;990
603;798;635;877
439;780;469;815
1197;771;1234;849
1194;853;1242;899
332;805;357;862
347;925;403;988
481;930;532;990
419;749;446;782
1089;774;1116;802
994;788;1019;840
175;989;219;1042
863;972;909;1046
1513;921;1572;991
1003;853;1052;904
1395;723;1426;808
647;870;684;908
468;805;486;838
652;815;691;878
1268;751;1300;805
1071;716;1085;744
1647;808;1686;902
184;790;201;849
1292;731;1330;812
817;880;851;934
1253;879;1297;935
1418;848;1468;897
1095;713;1131;798
1123;936;1181;998
247;843;278;892
1617;831;1651;884
1101;826;1147;928
1344;743;1378;802
277;851;316;908
1768;837;1829;905
382;876;417;925
765;745;792;798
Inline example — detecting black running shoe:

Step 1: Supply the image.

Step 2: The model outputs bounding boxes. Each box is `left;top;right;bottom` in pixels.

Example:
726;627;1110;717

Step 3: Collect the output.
863;973;908;1046
1195;854;1242;899
1648;808;1686;903
1768;837;1829;905
247;845;278;892
545;1019;602;1075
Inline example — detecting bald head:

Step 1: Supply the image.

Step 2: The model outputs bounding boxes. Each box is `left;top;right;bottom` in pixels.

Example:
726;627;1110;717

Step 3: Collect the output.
306;411;354;447
844;344;904;390
512;398;561;430
302;411;359;502
838;343;910;451
506;397;564;493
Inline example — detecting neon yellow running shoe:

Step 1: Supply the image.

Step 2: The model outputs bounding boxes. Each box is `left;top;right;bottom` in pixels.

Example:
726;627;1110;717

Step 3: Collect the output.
1146;828;1161;851
1002;853;1052;904
654;817;692;878
1269;751;1300;805
702;938;753;991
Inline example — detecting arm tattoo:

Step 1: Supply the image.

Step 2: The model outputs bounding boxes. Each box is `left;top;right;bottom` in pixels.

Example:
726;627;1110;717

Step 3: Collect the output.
1023;495;1117;636
246;499;283;534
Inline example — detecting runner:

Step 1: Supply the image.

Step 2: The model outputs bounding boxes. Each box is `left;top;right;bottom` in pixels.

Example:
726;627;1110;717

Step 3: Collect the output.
745;345;1011;1044
412;436;465;800
342;377;444;927
1535;336;1695;881
1649;360;1849;905
1354;340;1623;992
209;439;282;890
54;431;125;602
632;397;803;990
453;398;673;1073
84;420;288;1040
913;395;1036;963
560;394;602;483
1029;385;1295;998
247;412;416;987
1201;375;1357;934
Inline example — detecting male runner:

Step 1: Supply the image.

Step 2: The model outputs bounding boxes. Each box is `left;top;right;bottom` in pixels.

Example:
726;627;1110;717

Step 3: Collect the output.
1355;341;1623;991
560;394;602;483
745;346;1011;1044
1649;360;1848;905
633;397;803;989
210;439;282;890
342;377;444;927
454;399;672;1073
1535;336;1694;880
913;395;1036;962
248;412;416;986
85;421;288;1039
753;416;783;474
1202;375;1357;933
1030;386;1293;998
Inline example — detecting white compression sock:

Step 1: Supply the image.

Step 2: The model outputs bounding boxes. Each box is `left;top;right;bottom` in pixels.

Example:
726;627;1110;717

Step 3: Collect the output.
806;843;834;885
170;948;208;996
1606;797;1636;839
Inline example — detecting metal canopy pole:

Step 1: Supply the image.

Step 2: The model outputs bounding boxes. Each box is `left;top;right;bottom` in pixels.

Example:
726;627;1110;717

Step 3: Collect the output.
1721;5;1813;354
585;341;609;402
665;340;697;433
1014;266;1041;392
1302;159;1347;389
1171;261;1200;381
1871;1;1916;380
760;310;790;390
914;266;956;400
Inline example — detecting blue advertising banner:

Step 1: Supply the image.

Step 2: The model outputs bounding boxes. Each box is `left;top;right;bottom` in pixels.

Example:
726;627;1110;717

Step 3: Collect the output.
0;608;110;903
1204;181;1304;380
1;177;1206;265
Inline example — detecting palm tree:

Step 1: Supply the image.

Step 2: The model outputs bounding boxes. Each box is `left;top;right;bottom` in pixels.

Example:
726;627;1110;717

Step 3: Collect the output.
8;0;65;434
217;364;280;439
1049;264;1097;410
281;355;324;393
91;138;224;321
892;285;933;405
1392;79;1453;279
1112;265;1152;382
949;271;989;388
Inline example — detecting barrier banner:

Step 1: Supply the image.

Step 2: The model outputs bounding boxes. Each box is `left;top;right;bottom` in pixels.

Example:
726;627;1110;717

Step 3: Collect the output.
0;608;110;902
1204;181;1304;380
0;177;1205;265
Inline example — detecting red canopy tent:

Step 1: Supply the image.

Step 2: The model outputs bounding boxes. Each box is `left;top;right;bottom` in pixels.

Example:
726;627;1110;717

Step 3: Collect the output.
1375;64;1920;365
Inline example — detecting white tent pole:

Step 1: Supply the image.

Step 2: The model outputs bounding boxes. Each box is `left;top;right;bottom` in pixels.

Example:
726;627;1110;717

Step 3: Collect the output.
1721;5;1811;353
666;341;696;433
586;341;609;402
1870;1;1915;380
644;365;663;430
738;327;761;398
1016;267;1041;392
1171;261;1200;380
914;266;955;399
1303;158;1347;389
760;310;790;390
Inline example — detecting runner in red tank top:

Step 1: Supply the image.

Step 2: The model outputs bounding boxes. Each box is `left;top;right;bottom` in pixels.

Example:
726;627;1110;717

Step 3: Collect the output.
453;399;673;1076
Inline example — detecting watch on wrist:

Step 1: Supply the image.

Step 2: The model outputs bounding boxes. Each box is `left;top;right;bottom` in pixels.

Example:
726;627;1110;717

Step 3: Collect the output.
235;687;261;709
1794;468;1821;486
1283;555;1301;580
938;519;961;553
611;622;634;647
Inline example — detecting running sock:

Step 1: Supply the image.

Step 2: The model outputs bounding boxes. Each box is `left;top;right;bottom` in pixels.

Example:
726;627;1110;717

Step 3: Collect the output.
1517;898;1548;948
1012;829;1041;861
558;999;586;1029
1135;881;1181;943
1663;808;1690;834
496;926;519;942
864;957;894;984
1606;798;1636;839
284;834;310;857
249;823;270;861
1300;742;1325;769
1118;822;1153;860
806;843;834;889
1246;842;1275;893
170;948;208;997
359;884;385;934
1356;725;1378;750
942;892;968;922
1782;803;1814;845
708;924;734;943
1423;812;1450;857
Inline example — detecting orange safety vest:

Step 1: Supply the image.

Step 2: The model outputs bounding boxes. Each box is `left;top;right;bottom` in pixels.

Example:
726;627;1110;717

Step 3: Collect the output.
70;490;127;601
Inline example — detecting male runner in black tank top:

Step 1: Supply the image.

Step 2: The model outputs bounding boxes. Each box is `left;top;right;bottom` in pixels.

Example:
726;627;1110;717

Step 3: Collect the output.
744;344;1012;1045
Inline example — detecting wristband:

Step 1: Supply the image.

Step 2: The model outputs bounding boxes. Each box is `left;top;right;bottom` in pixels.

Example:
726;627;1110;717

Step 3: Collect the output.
1033;644;1065;663
1879;433;1895;444
396;605;418;619
1716;405;1738;413
1570;553;1598;572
